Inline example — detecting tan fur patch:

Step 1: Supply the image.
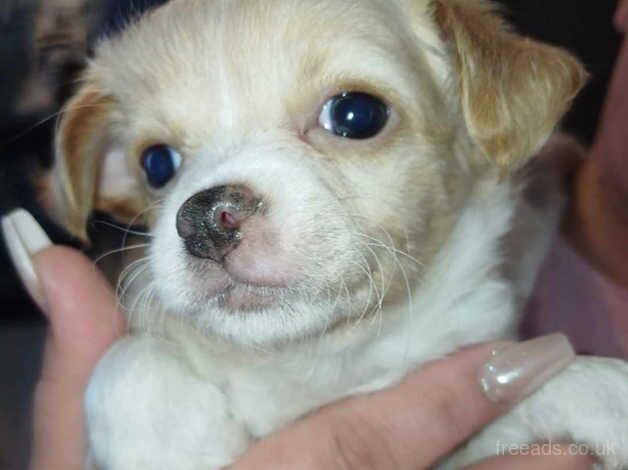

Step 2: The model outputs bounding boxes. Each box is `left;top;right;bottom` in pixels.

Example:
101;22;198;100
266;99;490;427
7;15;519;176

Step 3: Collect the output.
433;0;587;171
51;83;144;240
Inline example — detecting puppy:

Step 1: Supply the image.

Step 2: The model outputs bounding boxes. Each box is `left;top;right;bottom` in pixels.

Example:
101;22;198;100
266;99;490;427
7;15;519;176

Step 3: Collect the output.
41;0;628;468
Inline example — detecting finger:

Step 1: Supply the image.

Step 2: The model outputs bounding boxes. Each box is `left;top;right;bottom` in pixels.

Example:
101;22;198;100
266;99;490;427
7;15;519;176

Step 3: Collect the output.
29;245;123;470
465;443;596;470
2;208;123;388
2;209;123;470
569;16;628;287
233;335;574;470
33;245;124;378
591;29;628;193
616;0;628;33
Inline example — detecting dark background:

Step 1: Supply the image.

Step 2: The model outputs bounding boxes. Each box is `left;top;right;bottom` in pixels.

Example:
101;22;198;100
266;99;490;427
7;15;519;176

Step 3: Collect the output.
0;0;623;467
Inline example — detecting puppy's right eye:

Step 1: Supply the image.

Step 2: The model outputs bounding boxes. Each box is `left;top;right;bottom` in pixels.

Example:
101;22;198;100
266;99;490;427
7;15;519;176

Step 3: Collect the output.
319;92;390;140
141;145;182;189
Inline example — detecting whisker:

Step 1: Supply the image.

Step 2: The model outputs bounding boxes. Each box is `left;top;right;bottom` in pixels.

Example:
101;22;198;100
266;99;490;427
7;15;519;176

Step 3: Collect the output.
362;238;423;269
121;199;165;249
126;280;155;331
3;103;105;145
351;254;379;307
93;243;150;266
353;250;381;324
357;242;387;310
93;220;154;238
116;257;151;305
345;212;423;269
363;233;415;338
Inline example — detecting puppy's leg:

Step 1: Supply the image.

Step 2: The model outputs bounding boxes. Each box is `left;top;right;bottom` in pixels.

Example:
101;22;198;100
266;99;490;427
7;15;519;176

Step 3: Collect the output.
84;453;100;470
447;357;628;469
85;336;250;470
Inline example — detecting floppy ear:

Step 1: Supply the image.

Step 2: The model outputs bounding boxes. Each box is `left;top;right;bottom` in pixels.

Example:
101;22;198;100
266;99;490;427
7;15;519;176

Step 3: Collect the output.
432;0;587;171
41;82;143;241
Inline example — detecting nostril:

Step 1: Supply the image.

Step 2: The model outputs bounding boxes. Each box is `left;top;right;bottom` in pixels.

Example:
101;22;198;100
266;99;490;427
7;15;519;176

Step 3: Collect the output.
218;209;240;230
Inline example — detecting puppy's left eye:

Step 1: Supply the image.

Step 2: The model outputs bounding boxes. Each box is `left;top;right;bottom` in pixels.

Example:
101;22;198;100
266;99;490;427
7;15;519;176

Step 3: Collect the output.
141;144;182;189
319;92;390;140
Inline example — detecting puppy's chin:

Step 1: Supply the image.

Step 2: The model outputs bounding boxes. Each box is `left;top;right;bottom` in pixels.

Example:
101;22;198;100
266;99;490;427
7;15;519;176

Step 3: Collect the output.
146;249;314;346
162;293;355;348
147;246;375;347
216;284;285;312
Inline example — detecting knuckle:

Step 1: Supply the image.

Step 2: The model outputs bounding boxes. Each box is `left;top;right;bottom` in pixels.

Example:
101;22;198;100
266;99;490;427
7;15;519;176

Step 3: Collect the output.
327;412;401;470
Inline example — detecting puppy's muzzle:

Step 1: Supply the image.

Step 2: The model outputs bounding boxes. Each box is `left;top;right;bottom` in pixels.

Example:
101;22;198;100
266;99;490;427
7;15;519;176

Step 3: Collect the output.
176;184;262;262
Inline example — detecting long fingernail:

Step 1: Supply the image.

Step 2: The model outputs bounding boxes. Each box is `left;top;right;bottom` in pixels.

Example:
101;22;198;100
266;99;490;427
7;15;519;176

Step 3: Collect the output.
1;209;52;311
479;334;575;404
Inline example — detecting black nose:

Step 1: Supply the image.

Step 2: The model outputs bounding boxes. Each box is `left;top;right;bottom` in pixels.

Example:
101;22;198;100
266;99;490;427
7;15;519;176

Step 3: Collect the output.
176;184;261;261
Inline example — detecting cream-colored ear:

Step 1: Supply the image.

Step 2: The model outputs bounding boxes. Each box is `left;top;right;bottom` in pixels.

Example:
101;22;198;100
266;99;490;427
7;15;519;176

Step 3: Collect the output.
432;0;587;171
40;82;143;241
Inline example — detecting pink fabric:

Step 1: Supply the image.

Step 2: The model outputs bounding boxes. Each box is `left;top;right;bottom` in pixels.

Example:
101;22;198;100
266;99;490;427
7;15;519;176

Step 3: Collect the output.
522;236;628;359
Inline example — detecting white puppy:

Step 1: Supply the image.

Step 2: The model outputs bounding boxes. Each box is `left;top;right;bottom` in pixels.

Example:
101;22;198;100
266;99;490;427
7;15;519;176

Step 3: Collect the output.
41;0;628;468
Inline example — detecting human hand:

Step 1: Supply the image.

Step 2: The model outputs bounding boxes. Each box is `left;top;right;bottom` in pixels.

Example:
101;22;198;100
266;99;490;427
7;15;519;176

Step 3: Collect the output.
2;210;124;470
562;0;628;287
231;338;592;470
1;209;593;470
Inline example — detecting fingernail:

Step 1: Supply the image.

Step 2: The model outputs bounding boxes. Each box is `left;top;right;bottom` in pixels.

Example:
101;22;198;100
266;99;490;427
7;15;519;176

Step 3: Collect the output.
1;209;52;311
479;334;575;404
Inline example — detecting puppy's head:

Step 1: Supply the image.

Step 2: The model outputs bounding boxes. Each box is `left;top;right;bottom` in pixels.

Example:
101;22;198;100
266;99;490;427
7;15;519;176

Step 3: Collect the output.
42;0;585;346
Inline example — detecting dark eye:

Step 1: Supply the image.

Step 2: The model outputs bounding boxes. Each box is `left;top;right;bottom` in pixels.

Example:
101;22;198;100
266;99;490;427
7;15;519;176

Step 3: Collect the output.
141;144;182;189
319;92;390;140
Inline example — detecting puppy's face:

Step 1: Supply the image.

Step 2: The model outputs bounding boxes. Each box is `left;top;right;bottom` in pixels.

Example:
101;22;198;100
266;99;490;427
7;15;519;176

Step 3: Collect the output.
43;0;584;346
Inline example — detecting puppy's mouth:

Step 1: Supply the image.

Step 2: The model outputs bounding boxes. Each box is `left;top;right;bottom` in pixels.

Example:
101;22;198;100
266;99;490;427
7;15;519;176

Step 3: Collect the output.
188;259;289;313
216;281;286;312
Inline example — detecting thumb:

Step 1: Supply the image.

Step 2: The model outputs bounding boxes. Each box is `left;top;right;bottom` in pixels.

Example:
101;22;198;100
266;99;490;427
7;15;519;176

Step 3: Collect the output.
33;245;124;379
2;209;123;470
31;245;123;470
2;209;124;377
34;245;124;378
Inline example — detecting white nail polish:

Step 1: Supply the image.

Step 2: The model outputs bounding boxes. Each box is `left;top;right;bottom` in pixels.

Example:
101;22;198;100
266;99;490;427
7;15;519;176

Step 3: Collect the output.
1;209;52;311
479;334;575;404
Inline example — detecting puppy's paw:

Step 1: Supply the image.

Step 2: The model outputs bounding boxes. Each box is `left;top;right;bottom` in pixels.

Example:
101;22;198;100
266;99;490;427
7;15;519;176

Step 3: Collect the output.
85;336;251;470
452;356;628;469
